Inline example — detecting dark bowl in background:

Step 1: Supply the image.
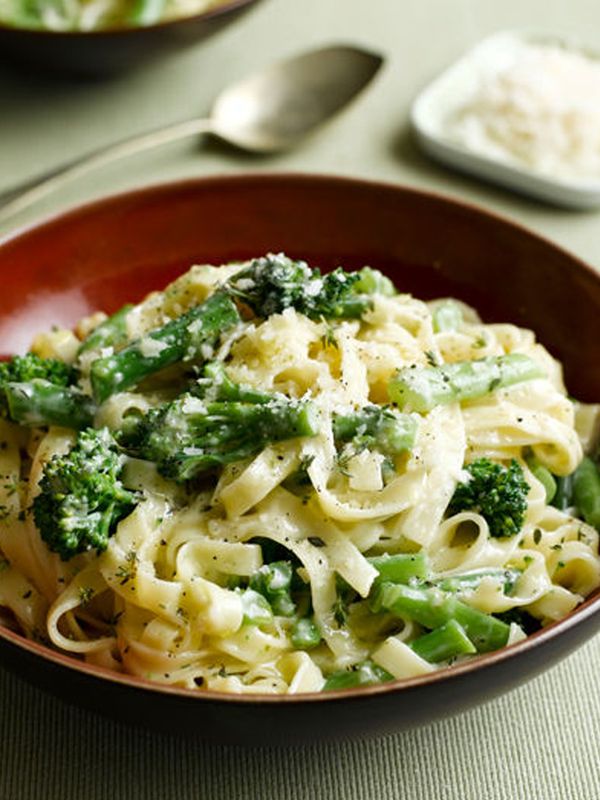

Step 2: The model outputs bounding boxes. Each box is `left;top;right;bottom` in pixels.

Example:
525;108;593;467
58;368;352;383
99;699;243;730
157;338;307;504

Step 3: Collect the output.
0;0;261;76
1;173;600;745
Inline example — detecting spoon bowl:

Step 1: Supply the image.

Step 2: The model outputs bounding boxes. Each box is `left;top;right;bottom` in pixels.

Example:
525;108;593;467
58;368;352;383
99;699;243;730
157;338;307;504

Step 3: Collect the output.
210;45;384;152
0;44;384;222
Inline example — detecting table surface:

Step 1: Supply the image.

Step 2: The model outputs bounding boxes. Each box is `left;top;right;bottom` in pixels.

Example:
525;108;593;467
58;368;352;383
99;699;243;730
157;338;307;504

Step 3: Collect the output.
2;1;600;798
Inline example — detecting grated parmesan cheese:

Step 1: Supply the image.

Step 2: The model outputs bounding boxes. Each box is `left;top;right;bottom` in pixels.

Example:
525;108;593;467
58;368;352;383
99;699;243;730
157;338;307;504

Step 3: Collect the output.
446;42;600;181
138;336;169;359
346;450;385;492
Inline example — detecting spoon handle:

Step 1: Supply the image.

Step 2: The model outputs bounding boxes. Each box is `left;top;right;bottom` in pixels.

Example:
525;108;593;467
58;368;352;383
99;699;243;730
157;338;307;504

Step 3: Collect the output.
0;117;214;224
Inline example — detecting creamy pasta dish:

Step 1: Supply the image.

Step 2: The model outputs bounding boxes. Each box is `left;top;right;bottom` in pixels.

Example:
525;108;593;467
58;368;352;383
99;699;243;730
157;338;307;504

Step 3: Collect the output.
0;0;230;31
1;253;599;695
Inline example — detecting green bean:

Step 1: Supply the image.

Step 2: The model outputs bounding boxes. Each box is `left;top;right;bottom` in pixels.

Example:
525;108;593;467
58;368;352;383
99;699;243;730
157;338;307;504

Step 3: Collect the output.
290;617;321;650
240;589;273;627
368;552;430;584
323;660;394;691
434;567;521;596
410;619;476;662
368;556;519;595
572;457;600;529
371;582;511;653
525;453;557;504
249;561;296;617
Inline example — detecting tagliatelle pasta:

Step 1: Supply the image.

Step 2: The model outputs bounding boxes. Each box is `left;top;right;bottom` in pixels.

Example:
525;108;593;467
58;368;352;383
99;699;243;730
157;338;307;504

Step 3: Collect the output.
1;255;599;695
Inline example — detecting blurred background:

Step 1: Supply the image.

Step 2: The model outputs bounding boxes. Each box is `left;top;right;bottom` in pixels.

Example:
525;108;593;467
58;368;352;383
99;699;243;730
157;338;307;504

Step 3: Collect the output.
1;0;599;264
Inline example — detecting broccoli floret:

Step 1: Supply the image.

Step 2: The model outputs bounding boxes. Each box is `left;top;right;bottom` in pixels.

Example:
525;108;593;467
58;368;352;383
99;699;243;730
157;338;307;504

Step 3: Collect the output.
0;353;75;417
0;353;75;387
33;427;138;561
119;390;320;482
447;458;529;538
225;253;391;320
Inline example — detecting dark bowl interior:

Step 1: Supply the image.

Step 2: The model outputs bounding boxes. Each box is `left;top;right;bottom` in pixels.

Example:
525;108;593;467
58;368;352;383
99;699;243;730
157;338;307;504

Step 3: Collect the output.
0;0;261;76
1;173;600;744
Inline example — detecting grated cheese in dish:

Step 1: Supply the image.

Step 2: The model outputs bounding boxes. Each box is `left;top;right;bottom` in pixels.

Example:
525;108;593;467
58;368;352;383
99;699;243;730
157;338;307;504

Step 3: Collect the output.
444;42;600;182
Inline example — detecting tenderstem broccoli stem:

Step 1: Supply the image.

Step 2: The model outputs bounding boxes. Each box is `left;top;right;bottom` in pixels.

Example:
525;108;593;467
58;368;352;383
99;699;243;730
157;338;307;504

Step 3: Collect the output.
572;457;600;529
151;398;319;481
5;380;95;429
333;407;417;456
193;361;272;404
78;304;133;355
410;619;476;662
90;292;240;403
388;354;544;413
371;582;511;653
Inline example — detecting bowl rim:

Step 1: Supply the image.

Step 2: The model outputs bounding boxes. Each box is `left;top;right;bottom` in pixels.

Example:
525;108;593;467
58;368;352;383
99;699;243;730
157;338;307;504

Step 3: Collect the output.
2;579;599;706
2;170;599;271
1;170;600;706
0;0;258;37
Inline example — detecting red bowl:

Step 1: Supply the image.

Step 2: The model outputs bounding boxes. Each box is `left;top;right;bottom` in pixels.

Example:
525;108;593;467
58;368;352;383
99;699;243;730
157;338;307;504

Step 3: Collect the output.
0;0;261;76
1;173;600;744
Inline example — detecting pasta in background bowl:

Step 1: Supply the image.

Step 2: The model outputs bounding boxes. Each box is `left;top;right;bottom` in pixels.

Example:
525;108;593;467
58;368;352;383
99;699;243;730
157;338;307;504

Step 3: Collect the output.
1;173;600;744
0;0;234;31
0;0;261;75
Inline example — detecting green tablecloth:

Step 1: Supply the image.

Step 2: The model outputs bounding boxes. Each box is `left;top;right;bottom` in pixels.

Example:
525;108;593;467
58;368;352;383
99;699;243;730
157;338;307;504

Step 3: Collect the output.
2;637;600;799
2;1;600;797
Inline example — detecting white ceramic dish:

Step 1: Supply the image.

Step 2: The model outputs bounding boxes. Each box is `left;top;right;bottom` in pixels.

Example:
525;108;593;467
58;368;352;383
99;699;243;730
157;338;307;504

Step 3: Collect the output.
410;31;600;209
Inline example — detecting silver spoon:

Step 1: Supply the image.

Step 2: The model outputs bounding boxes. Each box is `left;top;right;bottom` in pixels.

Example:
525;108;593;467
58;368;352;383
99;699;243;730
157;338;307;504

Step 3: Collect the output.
0;44;383;222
